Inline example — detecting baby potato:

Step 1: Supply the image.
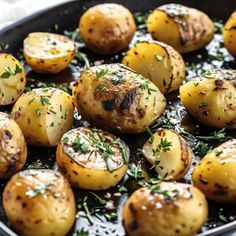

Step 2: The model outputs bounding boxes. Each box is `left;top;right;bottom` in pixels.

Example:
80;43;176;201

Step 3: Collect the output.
3;169;76;236
72;64;166;134
180;70;236;128
0;53;26;105
223;11;236;56
122;182;208;236
56;127;129;190
147;4;214;53
122;41;185;94
79;3;136;55
11;87;74;147
0;112;27;179
24;32;76;74
142;129;192;181
193;139;236;203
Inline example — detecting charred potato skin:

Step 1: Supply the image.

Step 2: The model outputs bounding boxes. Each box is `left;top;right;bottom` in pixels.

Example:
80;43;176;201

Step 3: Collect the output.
11;88;74;147
3;169;76;236
179;70;236;128
142;128;192;181
79;3;136;55
122;41;185;94
223;11;236;56
23;32;76;74
193;139;236;203
0;112;27;179
122;182;208;236
72;64;166;134
147;4;214;53
0;53;26;105
56;127;129;190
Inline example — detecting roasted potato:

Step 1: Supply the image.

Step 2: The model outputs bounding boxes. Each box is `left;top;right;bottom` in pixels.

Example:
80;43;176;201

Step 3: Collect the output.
193;139;236;203
0;112;27;179
24;32;76;74
0;53;26;105
142;129;192;180
11;87;74;146
147;4;214;53
223;11;236;56
122;182;208;236
72;64;166;134
79;3;136;55
122;41;185;94
56;127;129;190
3;169;76;236
180;70;236;128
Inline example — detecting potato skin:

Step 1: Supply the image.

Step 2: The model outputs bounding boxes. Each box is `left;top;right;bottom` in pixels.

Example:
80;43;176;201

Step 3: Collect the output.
122;41;185;94
79;3;136;55
193;139;236;203
3;169;76;236
122;182;208;236
147;4;214;53
56;127;129;190
180;70;236;128
142;129;192;181
0;53;26;105
11;87;74;146
223;11;236;56
72;64;166;134
0;112;27;179
24;32;76;74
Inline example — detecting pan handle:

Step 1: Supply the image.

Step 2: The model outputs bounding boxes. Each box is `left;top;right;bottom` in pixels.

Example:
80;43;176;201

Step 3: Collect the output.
0;222;17;236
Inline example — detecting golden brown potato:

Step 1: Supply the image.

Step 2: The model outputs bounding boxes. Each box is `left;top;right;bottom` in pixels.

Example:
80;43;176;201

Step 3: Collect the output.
142;128;192;181
56;127;129;190
122;41;185;94
180;70;236;128
0;53;26;105
79;3;136;54
147;4;214;53
24;32;76;73
72;64;166;134
223;11;236;56
122;182;208;236
193;139;236;203
11;87;74;147
0;112;27;179
3;169;76;236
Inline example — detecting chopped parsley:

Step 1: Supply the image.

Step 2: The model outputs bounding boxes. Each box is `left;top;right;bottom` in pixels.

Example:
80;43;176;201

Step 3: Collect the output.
40;96;51;106
26;183;51;198
96;69;108;79
72;136;91;153
0;64;22;79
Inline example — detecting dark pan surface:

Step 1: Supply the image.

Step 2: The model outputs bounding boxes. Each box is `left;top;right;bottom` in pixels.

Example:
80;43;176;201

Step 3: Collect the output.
0;0;236;235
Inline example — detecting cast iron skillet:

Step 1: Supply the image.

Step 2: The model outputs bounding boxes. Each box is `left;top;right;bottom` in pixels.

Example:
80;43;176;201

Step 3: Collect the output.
0;0;236;235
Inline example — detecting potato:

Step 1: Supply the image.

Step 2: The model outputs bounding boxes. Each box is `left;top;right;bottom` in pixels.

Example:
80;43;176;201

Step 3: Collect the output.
79;3;136;55
142;128;192;181
56;127;129;190
0;112;27;179
3;169;76;236
11;87;74;147
72;64;166;134
223;11;236;56
193;139;236;203
122;182;208;236
147;4;214;53
122;41;185;94
0;53;26;105
23;32;76;74
180;70;236;128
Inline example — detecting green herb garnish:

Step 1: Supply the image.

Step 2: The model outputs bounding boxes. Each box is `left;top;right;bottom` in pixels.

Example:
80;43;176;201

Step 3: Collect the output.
96;69;108;79
0;64;22;79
